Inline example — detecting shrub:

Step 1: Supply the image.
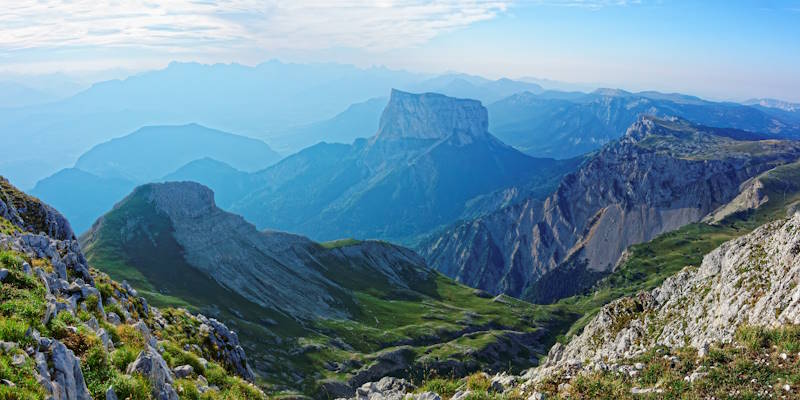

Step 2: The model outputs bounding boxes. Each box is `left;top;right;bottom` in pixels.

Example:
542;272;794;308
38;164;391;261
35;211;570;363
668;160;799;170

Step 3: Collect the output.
162;342;205;376
85;294;102;316
112;345;139;372
0;251;23;269
83;345;116;398
48;311;79;339
60;329;97;357
110;373;151;400
736;326;769;352
205;363;229;387
420;378;462;398
96;282;114;304
465;373;491;392
0;317;28;343
116;324;145;350
175;378;201;400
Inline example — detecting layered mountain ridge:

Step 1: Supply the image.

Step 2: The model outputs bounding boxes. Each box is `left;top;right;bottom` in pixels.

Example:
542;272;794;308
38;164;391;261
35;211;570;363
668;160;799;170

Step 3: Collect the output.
420;116;800;302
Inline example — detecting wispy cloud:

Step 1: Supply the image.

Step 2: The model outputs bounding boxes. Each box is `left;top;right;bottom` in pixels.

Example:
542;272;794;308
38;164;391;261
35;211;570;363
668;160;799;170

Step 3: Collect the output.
0;1;511;55
527;0;642;9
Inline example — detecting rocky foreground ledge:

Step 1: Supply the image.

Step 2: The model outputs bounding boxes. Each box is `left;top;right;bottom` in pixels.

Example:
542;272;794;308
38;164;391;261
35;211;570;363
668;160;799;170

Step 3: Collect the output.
0;177;263;399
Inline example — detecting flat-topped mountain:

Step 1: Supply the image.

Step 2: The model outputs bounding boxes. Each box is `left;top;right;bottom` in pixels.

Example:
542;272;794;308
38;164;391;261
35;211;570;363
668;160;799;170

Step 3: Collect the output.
374;90;489;142
420;116;800;302
232;89;576;244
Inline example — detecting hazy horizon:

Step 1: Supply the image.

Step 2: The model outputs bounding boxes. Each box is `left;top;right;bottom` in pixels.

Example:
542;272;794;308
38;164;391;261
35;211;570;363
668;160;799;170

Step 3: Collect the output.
3;1;800;103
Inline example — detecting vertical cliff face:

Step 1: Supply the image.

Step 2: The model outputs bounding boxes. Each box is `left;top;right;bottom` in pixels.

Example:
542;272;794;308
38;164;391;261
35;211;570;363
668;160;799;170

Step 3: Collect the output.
420;116;800;301
374;89;489;143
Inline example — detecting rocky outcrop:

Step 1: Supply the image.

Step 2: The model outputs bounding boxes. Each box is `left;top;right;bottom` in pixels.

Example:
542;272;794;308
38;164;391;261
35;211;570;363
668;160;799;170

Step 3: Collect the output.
38;338;92;400
1;177;74;241
704;160;800;223
196;314;255;381
421;116;800;301
0;177;261;397
127;346;178;400
526;211;800;383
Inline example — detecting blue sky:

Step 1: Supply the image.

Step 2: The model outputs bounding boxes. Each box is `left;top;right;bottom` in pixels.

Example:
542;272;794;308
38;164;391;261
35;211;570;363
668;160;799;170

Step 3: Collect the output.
2;0;799;101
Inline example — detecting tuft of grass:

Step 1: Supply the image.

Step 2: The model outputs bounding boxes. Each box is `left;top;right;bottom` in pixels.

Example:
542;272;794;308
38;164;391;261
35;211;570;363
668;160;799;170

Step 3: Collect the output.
465;373;491;392
418;378;463;399
112;345;140;372
0;349;48;399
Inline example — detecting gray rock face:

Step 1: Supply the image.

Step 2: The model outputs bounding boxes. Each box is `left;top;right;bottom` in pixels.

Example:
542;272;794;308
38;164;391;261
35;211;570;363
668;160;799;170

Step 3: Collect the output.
527;212;800;383
375;89;488;143
126;346;178;400
196;314;255;382
173;364;194;378
43;340;92;400
421;116;800;300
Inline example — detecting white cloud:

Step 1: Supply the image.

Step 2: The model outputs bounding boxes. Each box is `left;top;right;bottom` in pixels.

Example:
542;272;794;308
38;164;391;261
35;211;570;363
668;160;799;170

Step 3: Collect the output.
0;0;511;55
527;0;641;9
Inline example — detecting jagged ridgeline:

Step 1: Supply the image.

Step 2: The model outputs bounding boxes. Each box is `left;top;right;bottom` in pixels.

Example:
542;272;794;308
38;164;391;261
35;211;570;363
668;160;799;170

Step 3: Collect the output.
79;181;559;395
0;177;263;399
421;116;800;303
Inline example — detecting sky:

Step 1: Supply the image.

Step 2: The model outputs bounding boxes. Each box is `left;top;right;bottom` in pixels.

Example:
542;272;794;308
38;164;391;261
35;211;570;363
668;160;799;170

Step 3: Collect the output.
1;0;799;101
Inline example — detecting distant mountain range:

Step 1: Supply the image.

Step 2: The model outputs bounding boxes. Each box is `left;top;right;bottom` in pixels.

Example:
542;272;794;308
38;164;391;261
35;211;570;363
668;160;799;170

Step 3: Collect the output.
31;123;280;233
419;116;800;302
0;61;547;189
489;89;800;159
269;87;800;162
32;89;578;243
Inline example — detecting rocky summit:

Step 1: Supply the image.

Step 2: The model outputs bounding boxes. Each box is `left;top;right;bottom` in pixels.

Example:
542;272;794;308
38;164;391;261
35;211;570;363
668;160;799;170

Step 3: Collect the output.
420;116;800;302
0;176;262;399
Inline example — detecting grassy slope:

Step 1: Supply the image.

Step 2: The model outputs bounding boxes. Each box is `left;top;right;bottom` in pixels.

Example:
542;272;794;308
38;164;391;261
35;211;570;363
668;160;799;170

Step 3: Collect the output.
536;325;800;399
82;190;553;394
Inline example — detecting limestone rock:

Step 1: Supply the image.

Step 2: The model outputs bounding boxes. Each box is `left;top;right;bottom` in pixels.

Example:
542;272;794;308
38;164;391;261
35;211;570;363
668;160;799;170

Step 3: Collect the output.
126;346;177;400
527;212;800;385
